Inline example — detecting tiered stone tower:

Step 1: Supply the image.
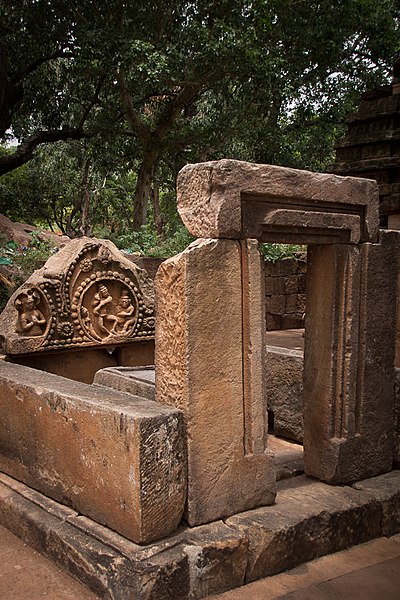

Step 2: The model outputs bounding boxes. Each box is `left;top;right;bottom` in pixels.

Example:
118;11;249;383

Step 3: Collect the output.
329;59;400;228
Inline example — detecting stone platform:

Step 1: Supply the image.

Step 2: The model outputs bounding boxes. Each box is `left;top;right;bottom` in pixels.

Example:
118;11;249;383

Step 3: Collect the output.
0;468;399;600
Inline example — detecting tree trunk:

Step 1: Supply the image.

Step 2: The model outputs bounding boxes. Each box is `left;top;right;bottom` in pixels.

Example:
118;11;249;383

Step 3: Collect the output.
79;159;93;236
133;148;158;230
151;181;165;237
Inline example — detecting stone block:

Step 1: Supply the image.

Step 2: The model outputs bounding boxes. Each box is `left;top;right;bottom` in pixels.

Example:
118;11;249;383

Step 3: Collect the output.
353;471;400;537
269;295;285;315
266;346;304;442
8;348;118;384
266;314;281;331
155;238;276;526
95;366;156;401
285;294;298;313
303;231;397;484
297;293;306;313
0;473;248;600
112;340;155;368
281;315;302;329
0;361;186;544
177;160;379;244
265;277;285;295
395;368;400;466
276;259;297;277
284;275;298;294
226;475;382;583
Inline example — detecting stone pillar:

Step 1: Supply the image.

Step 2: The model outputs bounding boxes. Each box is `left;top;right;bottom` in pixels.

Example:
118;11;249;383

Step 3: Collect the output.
155;238;276;526
303;231;396;483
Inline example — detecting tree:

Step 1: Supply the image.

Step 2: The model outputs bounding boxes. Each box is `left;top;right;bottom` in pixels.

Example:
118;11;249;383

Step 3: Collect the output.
1;1;399;231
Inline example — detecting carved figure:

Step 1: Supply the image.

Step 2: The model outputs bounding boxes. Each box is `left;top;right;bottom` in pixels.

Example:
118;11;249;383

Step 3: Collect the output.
111;290;136;334
15;290;46;336
92;283;114;337
80;306;101;341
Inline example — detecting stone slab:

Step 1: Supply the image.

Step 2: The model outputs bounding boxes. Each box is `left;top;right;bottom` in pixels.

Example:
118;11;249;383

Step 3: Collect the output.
395;368;400;466
266;346;304;442
353;471;400;536
1;470;400;599
214;536;400;600
0;361;186;544
177;160;379;243
94;366;156;400
226;475;383;583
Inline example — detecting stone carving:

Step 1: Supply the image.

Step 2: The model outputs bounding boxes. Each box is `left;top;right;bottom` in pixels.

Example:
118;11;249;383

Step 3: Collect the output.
14;289;47;336
0;237;155;355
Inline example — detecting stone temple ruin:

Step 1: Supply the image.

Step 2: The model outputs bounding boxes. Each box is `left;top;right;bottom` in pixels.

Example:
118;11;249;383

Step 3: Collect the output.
0;159;399;599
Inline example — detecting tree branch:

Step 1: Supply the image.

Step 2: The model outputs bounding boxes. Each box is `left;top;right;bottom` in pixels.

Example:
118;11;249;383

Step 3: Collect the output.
0;128;93;176
116;70;151;143
77;74;107;129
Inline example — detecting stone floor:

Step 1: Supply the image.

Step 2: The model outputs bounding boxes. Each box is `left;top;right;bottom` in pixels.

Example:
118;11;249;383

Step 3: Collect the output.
265;328;304;352
1;524;399;599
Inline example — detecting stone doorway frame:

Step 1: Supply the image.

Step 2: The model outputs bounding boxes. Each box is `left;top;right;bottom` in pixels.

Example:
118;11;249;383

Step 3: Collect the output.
156;159;396;526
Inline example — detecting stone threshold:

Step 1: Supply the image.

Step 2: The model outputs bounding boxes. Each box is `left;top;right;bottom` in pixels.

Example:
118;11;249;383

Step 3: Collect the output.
0;470;399;600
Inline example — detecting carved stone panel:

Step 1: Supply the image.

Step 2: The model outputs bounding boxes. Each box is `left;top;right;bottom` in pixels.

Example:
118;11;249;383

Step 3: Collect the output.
0;238;155;355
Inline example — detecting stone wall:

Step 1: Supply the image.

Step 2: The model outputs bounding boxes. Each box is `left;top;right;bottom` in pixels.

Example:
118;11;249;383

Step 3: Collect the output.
265;257;306;331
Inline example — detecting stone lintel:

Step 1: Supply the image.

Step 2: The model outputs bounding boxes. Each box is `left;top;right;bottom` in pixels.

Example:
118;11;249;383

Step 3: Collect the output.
0;361;186;544
177;160;379;243
155;238;276;526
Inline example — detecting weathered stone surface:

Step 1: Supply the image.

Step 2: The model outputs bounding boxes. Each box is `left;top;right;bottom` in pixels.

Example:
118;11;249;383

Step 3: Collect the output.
0;237;155;356
266;346;304;443
353;471;400;536
226;475;382;583
2;470;400;598
95;366;156;401
0;473;248;600
177;160;379;243
0;213;69;248
303;231;397;483
8;348;118;384
0;361;186;544
155;238;276;526
395;369;400;466
112;340;155;368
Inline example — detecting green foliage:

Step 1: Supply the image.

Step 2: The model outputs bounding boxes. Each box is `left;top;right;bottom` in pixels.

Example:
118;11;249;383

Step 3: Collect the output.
0;232;56;310
103;222;195;259
1;0;399;239
260;243;305;263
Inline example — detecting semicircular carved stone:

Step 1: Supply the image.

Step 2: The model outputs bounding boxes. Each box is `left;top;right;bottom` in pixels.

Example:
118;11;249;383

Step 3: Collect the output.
0;238;155;356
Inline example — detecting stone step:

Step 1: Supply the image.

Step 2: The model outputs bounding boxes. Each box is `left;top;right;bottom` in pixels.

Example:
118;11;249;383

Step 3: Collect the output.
1;469;399;600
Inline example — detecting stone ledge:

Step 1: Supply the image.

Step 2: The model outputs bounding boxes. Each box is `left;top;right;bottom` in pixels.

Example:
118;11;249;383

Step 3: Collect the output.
1;470;399;599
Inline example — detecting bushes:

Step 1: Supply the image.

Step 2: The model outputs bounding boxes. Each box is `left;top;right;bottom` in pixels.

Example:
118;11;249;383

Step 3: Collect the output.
0;232;56;311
